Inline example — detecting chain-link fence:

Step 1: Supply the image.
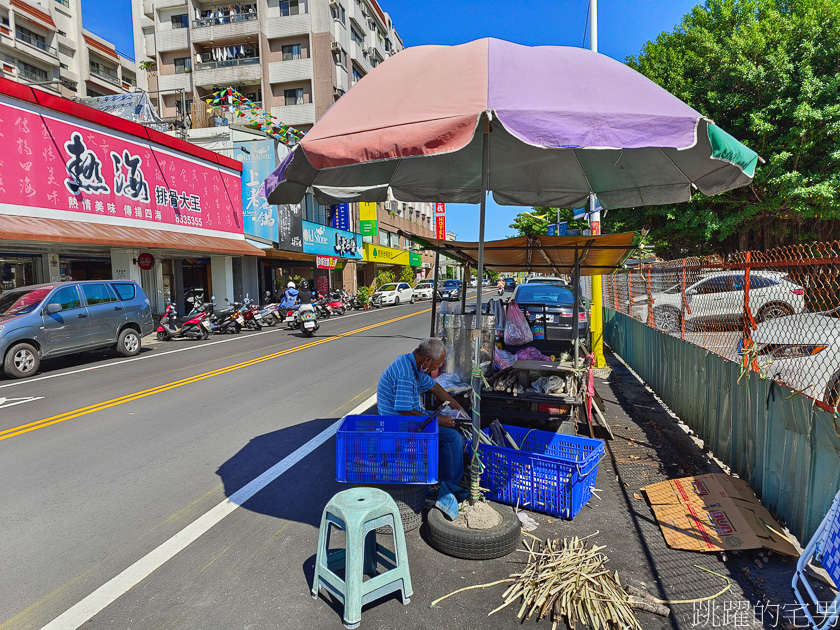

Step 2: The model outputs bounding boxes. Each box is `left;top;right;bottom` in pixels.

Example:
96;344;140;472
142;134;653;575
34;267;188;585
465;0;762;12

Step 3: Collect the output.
603;242;840;412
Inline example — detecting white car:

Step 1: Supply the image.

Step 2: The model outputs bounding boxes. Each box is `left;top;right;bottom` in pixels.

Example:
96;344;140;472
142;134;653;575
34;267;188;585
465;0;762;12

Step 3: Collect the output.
753;309;840;407
524;276;567;285
373;282;415;306
413;281;435;300
632;271;805;332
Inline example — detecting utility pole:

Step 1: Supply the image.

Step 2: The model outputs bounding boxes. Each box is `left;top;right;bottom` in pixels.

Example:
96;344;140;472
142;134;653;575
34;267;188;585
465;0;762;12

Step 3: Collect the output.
588;0;606;368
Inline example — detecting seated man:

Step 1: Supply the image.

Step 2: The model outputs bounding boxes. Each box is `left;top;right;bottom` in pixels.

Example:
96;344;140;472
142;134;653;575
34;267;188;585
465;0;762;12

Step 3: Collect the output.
377;338;467;484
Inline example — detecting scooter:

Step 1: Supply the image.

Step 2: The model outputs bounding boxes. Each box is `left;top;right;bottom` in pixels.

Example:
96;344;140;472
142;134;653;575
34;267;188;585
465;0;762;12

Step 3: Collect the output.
297;307;319;337
240;295;263;331
211;299;242;334
370;293;382;309
497;286;504;295
326;292;346;316
314;297;333;319
156;302;211;341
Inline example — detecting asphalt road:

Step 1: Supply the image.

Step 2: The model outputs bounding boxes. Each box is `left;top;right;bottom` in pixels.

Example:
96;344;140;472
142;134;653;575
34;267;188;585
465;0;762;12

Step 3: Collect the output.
0;289;501;630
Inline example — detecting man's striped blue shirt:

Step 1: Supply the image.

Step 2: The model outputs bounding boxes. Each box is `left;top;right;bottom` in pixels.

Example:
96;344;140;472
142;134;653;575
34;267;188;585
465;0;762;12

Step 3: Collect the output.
377;352;435;415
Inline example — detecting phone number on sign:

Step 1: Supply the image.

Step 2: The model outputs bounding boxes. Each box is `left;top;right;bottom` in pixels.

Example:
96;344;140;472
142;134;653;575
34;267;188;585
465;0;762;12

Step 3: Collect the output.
175;215;203;227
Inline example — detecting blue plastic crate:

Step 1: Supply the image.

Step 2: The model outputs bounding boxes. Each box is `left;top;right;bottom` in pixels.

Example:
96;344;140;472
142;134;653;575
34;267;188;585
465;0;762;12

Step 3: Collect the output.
336;415;438;485
475;425;604;518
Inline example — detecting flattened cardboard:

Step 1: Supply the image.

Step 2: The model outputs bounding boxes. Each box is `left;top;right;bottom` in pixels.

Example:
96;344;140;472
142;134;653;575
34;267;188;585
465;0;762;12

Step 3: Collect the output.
644;474;798;557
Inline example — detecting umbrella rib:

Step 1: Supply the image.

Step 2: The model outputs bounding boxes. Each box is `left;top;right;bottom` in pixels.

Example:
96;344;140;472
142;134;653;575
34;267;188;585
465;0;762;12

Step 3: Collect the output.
571;148;596;197
657;147;694;188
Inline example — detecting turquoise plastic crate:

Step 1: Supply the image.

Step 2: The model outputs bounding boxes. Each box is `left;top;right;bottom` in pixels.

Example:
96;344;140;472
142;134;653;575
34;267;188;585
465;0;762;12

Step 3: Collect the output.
476;425;604;518
336;415;438;485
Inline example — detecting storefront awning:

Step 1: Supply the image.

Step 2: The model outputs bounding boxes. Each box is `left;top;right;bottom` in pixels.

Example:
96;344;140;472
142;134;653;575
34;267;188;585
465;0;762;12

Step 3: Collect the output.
0;216;266;257
397;230;638;275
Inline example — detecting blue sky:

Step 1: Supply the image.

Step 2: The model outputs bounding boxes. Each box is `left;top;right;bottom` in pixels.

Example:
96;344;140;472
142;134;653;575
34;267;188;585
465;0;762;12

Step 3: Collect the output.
81;0;703;240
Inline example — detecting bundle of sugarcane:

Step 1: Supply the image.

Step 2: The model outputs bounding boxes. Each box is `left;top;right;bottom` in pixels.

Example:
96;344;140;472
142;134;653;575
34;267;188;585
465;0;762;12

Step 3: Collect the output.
494;370;519;393
490;535;642;630
487;367;512;389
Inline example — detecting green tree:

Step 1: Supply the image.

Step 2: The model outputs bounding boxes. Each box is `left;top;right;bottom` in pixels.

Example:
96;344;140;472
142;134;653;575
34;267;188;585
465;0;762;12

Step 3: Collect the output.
399;266;415;285
604;0;840;257
508;207;589;237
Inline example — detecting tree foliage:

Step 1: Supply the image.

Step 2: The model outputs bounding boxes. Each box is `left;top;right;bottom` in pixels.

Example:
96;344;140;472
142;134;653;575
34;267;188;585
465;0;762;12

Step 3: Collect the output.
601;0;840;257
508;207;590;237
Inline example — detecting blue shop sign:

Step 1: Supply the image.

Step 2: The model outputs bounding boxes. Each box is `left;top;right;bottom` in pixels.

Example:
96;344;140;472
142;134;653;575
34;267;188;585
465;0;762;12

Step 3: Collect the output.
302;220;363;259
330;203;350;231
237;138;278;242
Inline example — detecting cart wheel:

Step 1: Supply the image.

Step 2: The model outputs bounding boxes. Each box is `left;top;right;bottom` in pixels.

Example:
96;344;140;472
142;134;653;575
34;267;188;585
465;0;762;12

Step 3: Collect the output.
425;502;521;560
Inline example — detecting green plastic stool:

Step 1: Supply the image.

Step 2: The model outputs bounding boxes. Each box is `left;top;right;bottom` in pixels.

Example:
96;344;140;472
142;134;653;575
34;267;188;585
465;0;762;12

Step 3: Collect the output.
312;487;413;628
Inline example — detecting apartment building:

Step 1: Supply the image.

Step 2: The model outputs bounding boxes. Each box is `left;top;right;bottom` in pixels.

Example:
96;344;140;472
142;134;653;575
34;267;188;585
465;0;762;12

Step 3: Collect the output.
132;0;404;131
0;0;136;99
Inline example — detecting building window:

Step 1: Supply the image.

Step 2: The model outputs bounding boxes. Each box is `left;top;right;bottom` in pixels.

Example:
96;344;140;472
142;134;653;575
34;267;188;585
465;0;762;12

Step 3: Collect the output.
18;60;47;82
284;88;303;105
279;0;299;16
170;14;188;28
352;66;363;84
174;57;191;73
334;4;345;23
0;15;9;26
59;62;68;69
350;26;364;45
87;88;104;97
281;44;301;61
55;0;70;7
16;26;48;51
57;28;66;36
304;194;328;226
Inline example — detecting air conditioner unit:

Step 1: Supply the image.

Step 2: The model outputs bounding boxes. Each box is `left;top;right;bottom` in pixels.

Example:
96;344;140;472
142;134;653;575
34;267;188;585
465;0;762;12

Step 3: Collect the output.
331;41;341;51
333;87;344;97
360;5;368;16
363;46;375;56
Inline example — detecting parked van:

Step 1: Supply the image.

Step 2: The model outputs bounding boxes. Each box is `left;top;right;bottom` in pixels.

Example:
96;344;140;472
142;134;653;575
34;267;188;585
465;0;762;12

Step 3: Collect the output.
0;281;154;378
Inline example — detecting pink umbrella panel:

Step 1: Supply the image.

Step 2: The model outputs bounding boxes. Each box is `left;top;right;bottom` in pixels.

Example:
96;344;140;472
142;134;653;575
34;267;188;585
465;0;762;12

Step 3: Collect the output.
263;38;758;210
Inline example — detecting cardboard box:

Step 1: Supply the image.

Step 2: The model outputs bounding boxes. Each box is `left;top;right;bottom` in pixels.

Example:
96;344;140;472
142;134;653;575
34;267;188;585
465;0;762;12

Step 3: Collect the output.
644;474;798;557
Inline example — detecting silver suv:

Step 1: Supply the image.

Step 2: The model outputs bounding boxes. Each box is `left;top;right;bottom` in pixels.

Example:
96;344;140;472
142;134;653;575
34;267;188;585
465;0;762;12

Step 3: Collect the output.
0;281;154;378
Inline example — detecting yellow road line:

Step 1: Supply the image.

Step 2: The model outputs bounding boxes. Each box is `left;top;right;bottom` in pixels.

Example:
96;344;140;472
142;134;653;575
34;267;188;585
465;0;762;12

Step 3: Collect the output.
0;308;430;443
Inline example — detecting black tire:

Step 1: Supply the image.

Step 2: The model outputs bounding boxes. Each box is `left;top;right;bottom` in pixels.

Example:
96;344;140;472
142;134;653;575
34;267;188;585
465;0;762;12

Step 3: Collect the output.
410;295;416;304
394;297;400;306
201;329;210;340
116;328;141;357
233;323;242;334
653;307;682;333
425;502;521;560
3;342;40;378
302;329;315;337
758;302;793;322
355;484;426;533
336;307;346;315
156;331;168;341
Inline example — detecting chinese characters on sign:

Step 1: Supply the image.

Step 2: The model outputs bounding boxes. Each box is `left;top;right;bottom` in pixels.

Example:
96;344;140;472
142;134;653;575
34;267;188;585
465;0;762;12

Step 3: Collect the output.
316;255;339;269
236;138;278;241
434;202;446;240
301;221;362;259
3;98;243;235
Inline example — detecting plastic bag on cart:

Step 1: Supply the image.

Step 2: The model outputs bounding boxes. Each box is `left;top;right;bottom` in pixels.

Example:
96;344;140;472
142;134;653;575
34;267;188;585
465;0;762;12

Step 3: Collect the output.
494;347;515;371
514;346;551;362
504;301;533;346
435;372;471;394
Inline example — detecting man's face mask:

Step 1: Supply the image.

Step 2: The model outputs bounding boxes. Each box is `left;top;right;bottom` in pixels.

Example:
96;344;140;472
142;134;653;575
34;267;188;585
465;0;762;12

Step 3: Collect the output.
421;356;444;377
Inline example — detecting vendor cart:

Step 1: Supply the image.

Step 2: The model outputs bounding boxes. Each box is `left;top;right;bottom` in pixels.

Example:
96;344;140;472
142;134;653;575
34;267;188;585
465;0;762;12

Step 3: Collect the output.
402;231;637;437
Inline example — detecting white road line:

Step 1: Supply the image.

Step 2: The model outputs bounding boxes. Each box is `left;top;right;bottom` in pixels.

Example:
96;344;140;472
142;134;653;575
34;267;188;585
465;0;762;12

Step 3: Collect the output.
0;304;408;391
41;392;378;630
1;292;484;392
0;396;44;408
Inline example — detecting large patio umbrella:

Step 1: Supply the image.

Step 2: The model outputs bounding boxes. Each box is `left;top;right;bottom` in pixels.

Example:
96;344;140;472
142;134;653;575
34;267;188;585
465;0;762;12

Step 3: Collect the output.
262;38;758;499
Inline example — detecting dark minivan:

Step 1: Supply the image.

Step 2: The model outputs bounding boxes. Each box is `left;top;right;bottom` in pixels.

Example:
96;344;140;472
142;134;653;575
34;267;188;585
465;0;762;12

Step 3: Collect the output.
0;280;154;378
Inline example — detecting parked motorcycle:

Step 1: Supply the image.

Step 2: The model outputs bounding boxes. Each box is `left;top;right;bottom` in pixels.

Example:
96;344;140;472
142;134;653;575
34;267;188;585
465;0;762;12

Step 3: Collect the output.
156;302;211;341
239;295;263;331
314;297;333;319
370;293;382;309
326;291;346;316
211;299;242;334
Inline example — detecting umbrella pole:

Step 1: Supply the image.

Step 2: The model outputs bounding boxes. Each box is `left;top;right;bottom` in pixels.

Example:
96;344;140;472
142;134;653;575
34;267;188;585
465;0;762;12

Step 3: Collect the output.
470;115;490;504
430;247;440;337
572;247;580;368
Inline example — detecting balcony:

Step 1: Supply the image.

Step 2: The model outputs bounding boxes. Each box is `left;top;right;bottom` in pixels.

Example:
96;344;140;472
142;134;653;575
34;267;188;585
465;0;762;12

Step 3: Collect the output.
268;57;311;84
270;103;315;126
157;71;190;92
190;13;259;43
156;27;188;52
264;12;310;38
89;64;121;86
192;56;261;86
15;31;58;63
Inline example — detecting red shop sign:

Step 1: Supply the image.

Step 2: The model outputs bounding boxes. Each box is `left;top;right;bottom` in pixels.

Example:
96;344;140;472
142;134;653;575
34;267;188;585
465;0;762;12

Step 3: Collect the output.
137;252;155;270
